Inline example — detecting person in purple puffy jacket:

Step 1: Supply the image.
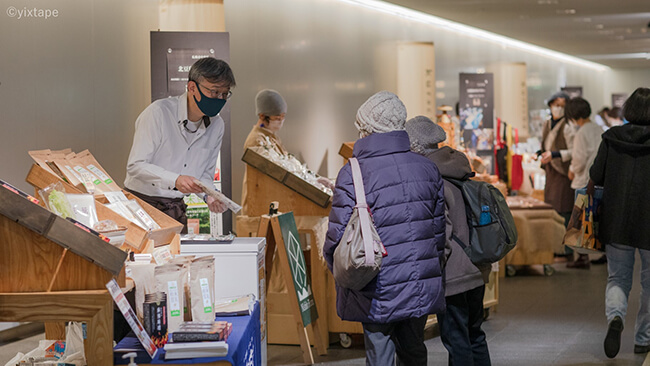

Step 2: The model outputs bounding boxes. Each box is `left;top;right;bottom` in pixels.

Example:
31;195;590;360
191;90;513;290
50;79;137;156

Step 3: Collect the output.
323;91;447;365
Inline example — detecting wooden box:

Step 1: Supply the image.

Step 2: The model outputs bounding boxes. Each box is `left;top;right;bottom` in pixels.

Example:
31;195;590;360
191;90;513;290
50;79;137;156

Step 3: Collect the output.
26;164;182;251
242;148;332;208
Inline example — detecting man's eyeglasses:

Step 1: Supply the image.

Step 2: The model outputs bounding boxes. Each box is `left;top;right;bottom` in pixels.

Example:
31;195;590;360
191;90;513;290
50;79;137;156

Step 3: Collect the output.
194;81;233;100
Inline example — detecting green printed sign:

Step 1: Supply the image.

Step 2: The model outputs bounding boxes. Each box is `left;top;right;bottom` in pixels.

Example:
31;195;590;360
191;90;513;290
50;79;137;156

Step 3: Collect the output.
276;212;318;326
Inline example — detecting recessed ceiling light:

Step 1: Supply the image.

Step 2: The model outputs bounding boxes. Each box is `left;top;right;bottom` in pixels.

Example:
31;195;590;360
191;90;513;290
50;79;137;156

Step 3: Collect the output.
573;17;591;22
556;9;576;15
596;24;605;29
536;0;558;4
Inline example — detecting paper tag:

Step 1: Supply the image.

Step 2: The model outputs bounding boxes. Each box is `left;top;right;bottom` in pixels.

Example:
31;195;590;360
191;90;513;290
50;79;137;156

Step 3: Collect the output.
200;278;212;313
104;191;129;204
168;281;181;317
106;279;156;357
87;164;113;184
135;207;156;229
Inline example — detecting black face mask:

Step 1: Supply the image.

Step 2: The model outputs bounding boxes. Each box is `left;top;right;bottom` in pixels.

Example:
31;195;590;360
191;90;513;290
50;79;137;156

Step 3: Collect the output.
193;83;227;117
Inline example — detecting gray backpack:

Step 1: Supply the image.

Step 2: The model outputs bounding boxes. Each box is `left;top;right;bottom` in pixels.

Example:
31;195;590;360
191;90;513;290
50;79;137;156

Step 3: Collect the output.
447;178;518;264
333;158;384;291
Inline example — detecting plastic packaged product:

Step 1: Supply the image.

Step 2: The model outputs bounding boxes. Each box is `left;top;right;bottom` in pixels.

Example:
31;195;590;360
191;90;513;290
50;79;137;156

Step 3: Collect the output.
193;179;242;213
65;193;98;229
126;262;157;321
125;200;161;231
143;292;168;348
170;256;194;321
190;256;216;322
155;263;185;333
39;182;74;219
72;149;122;192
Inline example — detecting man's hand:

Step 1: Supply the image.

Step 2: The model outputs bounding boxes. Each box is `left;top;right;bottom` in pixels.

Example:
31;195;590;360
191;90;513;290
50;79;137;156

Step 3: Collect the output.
175;175;202;194
568;170;575;181
206;195;228;213
540;151;553;164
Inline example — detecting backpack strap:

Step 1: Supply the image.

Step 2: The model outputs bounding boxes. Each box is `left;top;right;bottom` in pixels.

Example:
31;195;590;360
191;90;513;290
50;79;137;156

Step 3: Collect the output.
349;158;375;266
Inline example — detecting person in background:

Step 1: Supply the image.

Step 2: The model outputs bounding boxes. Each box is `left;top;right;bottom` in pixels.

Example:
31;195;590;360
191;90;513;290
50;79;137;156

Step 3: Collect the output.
406;116;491;366
240;89;333;214
538;92;576;262
565;97;603;269
323;91;446;365
594;106;610;131
589;87;650;358
607;107;624;128
124;57;232;232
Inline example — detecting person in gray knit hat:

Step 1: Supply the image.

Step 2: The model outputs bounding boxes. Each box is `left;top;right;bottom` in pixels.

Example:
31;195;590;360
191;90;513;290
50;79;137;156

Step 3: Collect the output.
241;89;333;215
355;90;407;136
406;115;492;366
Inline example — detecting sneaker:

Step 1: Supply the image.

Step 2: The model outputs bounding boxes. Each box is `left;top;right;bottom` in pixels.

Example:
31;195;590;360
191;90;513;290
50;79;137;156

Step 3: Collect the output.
604;316;624;358
634;344;650;354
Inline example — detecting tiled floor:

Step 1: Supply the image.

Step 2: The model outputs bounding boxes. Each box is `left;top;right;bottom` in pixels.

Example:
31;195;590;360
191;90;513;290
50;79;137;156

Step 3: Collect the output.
1;257;649;365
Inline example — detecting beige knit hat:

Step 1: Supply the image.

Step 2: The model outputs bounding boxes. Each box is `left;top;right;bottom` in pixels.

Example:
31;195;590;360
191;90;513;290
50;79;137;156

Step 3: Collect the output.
355;91;407;135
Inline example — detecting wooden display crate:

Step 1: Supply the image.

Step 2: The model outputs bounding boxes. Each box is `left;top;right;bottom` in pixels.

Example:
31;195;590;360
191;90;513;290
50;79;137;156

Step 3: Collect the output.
242;148;332;208
0;181;126;365
26;164;182;251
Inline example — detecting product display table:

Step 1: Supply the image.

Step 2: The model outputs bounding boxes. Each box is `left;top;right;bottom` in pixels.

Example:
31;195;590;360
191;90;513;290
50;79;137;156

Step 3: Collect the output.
503;196;566;276
114;302;261;365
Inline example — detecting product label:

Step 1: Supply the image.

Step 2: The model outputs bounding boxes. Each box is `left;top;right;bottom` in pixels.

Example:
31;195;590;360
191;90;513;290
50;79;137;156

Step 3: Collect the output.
74;165;102;186
168;281;181;317
87;164;113;184
152;247;172;265
135;208;156;229
64;165;84;184
200;278;212;313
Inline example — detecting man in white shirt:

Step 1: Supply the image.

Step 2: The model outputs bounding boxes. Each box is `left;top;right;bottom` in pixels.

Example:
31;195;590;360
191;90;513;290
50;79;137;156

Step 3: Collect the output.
124;57;234;231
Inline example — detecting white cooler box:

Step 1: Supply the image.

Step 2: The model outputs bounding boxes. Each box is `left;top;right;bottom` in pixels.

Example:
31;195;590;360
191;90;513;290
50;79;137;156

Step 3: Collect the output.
180;237;267;365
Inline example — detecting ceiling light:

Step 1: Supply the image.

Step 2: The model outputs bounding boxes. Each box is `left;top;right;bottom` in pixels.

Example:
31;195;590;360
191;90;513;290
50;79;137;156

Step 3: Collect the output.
583;52;650;60
596;24;604;29
536;0;558;4
335;0;608;71
556;9;576;15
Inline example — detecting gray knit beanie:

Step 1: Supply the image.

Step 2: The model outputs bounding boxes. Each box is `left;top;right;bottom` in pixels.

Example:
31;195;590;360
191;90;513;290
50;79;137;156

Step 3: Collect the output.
355;91;407;135
255;89;287;116
405;116;447;155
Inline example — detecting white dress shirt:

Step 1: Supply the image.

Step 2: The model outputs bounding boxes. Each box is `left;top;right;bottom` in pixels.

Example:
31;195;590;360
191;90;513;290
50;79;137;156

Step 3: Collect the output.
124;92;224;198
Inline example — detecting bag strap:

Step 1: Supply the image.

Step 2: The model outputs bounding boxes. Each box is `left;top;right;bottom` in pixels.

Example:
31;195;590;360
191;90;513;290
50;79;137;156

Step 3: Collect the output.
349;158;375;266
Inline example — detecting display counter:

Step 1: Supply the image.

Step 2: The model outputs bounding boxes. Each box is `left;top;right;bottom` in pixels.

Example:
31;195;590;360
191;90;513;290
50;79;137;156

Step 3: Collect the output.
114;302;261;365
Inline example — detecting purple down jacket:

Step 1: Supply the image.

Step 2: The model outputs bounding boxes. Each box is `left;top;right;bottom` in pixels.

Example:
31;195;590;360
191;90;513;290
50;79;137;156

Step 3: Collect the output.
323;131;446;324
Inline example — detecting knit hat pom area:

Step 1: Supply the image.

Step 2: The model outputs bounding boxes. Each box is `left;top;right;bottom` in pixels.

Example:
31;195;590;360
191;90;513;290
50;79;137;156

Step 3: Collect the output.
355;91;407;135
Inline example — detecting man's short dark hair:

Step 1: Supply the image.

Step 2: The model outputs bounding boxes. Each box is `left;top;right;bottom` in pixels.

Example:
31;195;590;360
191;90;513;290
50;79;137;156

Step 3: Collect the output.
189;57;236;87
565;97;591;121
623;87;650;125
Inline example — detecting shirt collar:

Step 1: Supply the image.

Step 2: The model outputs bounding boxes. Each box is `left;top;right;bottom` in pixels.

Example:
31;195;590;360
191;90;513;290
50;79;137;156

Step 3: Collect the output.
177;91;211;129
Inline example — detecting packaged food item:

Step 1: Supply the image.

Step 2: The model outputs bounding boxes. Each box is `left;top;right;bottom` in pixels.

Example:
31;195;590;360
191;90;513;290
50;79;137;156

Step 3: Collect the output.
170;256;194;321
143;292;168;348
193;179;242;213
94;220;128;247
155;263;185;333
72;149;122;192
125;200;161;231
190;256;216;322
105;202;139;225
126;262;157;320
51;155;86;192
66;193;98;229
152;246;173;265
39;182;74;219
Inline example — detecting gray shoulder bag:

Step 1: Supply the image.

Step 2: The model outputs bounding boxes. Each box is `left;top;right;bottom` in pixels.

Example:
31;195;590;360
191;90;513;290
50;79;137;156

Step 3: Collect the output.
333;158;384;291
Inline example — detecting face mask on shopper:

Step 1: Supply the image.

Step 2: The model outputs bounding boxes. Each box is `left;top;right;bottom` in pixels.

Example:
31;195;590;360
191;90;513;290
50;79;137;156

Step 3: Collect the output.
551;106;564;119
193;83;227;117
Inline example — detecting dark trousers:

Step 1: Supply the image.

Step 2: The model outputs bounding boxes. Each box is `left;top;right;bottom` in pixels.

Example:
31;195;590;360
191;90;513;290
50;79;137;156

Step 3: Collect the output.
437;285;491;366
362;315;428;366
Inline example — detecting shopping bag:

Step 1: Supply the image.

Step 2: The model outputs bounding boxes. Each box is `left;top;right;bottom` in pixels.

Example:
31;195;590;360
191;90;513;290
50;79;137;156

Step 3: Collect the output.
333;158;384;291
563;188;603;254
